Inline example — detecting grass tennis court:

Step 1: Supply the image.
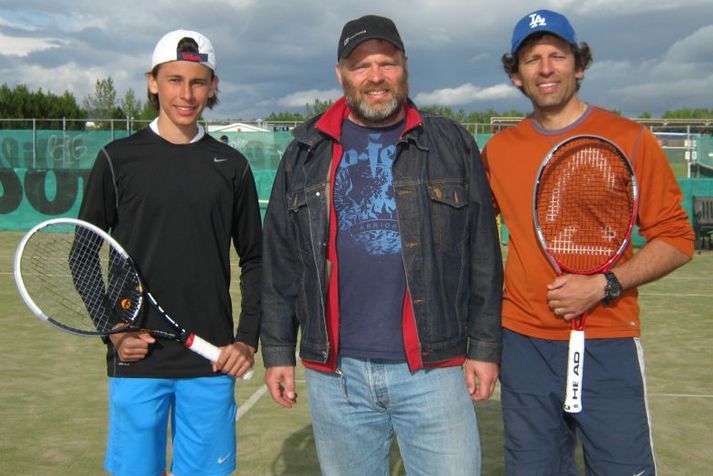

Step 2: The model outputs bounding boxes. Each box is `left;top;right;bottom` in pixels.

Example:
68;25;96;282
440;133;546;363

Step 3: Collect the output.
1;230;711;475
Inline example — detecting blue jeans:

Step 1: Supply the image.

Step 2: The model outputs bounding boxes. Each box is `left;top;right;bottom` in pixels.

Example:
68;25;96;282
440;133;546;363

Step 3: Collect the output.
305;357;481;476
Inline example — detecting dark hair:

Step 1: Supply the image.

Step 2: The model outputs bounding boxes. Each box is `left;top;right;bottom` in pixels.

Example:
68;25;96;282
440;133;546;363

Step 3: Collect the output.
147;37;219;111
501;32;593;93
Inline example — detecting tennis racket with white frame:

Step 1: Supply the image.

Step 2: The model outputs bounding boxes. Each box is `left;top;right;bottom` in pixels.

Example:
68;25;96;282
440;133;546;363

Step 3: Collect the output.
533;135;638;413
13;217;253;380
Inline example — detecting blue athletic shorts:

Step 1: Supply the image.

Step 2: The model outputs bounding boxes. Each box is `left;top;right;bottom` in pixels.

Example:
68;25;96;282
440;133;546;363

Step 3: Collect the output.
104;376;237;476
500;329;656;476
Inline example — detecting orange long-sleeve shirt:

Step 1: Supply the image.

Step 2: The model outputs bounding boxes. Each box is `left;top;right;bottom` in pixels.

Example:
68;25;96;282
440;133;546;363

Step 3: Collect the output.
482;106;694;340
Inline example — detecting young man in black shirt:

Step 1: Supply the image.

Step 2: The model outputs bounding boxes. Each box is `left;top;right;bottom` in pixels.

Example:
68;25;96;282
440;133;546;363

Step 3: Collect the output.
79;29;261;476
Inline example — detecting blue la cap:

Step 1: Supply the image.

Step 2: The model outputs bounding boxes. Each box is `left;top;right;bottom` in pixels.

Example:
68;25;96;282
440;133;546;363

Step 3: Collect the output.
510;9;576;55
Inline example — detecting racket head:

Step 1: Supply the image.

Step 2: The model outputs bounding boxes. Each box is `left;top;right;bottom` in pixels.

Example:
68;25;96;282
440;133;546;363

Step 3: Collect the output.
533;135;639;275
14;218;145;336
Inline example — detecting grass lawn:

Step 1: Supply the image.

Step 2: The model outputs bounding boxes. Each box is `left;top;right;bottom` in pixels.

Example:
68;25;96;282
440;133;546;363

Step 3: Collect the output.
1;230;711;475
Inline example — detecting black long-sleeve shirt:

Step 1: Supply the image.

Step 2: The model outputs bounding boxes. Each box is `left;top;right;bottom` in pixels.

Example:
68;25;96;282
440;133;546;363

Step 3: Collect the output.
79;127;262;378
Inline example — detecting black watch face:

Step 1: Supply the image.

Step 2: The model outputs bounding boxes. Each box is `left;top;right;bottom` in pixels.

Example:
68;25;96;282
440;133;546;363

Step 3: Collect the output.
606;273;622;298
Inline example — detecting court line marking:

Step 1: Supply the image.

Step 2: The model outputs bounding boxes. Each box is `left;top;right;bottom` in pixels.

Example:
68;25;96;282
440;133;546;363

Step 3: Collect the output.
237;385;267;421
488;387;713;401
232;381;713;411
648;393;713;399
237;378;306;421
639;292;708;297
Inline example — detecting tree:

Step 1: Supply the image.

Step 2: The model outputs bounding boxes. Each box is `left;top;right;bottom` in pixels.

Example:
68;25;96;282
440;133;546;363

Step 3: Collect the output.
662;108;713;119
120;88;142;119
304;98;333;119
0;83;85;129
138;100;157;121
419;105;526;132
84;77;117;128
265;111;305;123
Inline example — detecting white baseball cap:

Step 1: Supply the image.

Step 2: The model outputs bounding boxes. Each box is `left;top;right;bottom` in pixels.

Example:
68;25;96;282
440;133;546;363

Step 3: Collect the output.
151;29;216;71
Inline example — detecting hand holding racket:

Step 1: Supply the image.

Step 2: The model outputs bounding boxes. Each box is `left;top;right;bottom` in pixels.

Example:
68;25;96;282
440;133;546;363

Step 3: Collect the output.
13;218;253;380
533;135;638;413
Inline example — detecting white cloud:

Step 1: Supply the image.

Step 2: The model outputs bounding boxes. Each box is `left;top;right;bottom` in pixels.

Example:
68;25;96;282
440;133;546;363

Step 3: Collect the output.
415;83;517;106
1;0;712;118
275;89;342;108
571;16;713;116
0;33;63;56
552;0;706;15
664;25;713;64
615;75;713;102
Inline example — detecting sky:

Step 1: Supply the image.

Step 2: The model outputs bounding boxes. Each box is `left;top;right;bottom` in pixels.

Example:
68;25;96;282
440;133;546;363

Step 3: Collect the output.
1;0;712;121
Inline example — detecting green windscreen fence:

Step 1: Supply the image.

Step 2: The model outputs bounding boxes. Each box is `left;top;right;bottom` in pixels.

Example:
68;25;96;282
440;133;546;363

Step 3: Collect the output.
0;129;293;230
2;128;713;242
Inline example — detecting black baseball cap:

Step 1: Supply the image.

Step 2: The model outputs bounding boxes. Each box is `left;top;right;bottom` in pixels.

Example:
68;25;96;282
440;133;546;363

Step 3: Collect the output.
338;15;405;61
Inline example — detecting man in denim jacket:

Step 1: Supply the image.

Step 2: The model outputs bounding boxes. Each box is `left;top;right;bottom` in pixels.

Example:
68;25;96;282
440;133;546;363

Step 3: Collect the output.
260;14;503;476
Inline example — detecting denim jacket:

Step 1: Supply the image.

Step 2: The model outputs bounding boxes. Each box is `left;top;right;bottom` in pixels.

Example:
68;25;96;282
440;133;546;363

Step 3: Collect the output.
261;98;503;371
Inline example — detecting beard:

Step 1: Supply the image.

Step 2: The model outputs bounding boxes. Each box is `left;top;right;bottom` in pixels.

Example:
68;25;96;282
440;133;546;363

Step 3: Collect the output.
343;69;409;126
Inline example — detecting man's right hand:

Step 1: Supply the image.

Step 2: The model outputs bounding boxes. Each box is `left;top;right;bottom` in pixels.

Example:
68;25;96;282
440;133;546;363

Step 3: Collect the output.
265;366;298;408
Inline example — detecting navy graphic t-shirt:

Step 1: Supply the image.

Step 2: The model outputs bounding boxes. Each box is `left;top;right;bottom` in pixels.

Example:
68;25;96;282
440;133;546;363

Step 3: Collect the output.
335;118;406;361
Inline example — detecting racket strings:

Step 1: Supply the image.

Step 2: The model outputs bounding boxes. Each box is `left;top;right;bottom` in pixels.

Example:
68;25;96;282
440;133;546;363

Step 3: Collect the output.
70;227;142;330
537;139;636;273
20;224;141;335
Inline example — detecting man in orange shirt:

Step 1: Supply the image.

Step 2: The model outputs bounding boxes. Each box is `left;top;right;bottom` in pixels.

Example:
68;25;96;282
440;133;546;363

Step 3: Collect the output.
482;9;694;475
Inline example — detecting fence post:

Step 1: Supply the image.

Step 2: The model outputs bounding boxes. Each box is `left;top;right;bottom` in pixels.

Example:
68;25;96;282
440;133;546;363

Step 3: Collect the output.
32;118;37;168
63;117;67;168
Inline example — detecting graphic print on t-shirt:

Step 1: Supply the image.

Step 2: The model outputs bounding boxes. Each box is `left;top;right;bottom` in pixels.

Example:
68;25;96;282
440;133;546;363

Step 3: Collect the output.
334;130;401;256
334;119;406;361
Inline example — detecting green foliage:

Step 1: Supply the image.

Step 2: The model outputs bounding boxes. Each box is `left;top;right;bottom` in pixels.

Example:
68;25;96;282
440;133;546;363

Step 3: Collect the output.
416;105;526;125
138;100;157;121
83;77;117;118
265;111;305;122
304;98;333;119
120;88;142;119
662;108;713;119
0;83;86;129
83;77;122;129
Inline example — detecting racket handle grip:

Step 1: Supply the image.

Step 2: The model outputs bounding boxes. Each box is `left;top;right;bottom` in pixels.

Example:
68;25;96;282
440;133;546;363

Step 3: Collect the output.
563;329;585;413
185;333;221;362
185;334;254;381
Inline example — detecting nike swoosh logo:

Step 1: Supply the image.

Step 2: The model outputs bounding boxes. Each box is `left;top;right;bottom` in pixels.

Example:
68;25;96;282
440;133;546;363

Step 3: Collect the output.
633;471;646;476
217;452;232;464
214;157;228;163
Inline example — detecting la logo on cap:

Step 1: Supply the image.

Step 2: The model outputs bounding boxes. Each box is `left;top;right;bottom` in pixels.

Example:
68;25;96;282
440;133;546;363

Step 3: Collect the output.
529;12;547;29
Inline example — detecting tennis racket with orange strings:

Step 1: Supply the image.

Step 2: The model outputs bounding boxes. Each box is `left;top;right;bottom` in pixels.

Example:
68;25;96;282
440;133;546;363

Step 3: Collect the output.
533;135;637;413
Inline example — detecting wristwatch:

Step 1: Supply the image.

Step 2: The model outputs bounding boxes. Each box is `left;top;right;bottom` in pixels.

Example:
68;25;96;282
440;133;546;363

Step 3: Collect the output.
602;271;623;306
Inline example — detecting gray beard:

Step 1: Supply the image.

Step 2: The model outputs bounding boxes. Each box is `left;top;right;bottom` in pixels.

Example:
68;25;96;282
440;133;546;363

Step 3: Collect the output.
349;95;402;124
345;84;409;126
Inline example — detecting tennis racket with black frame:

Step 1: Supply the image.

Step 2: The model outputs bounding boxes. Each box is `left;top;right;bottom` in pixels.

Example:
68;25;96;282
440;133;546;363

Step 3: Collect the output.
533;134;638;413
13;217;253;380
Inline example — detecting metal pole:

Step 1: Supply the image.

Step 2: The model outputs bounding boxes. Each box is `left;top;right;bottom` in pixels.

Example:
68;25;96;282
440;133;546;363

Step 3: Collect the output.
63;117;67;168
32;118;37;168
